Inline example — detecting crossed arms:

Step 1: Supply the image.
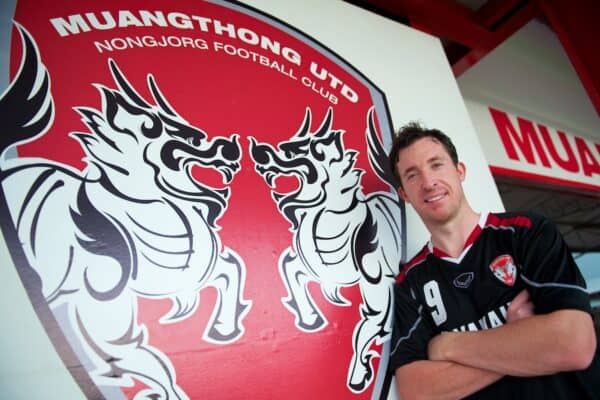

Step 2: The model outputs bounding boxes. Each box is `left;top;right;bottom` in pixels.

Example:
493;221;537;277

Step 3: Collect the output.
394;290;597;400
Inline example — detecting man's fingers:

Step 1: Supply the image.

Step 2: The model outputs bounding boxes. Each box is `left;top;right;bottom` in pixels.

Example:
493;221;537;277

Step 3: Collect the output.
510;289;529;308
507;290;534;322
516;301;535;319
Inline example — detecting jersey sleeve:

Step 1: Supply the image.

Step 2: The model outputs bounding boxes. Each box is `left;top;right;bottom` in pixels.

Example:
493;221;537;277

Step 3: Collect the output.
388;278;436;372
516;214;591;315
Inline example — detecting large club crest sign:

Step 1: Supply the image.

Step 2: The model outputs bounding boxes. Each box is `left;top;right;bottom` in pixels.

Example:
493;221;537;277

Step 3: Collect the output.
0;1;405;399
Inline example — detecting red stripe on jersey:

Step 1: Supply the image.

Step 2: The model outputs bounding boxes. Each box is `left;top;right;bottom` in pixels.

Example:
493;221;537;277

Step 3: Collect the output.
431;222;483;259
485;213;532;229
431;246;448;258
397;245;429;283
464;224;483;248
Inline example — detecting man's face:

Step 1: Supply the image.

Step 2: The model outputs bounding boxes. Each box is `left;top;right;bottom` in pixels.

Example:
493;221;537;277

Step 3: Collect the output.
395;137;466;226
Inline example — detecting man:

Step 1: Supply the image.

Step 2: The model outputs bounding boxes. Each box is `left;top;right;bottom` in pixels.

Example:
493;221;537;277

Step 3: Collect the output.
388;122;599;399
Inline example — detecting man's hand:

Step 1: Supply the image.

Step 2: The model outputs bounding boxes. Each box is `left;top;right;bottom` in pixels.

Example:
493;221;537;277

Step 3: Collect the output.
428;331;453;361
507;289;534;322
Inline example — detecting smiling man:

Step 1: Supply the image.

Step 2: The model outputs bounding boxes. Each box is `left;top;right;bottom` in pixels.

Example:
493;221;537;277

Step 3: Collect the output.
387;122;599;399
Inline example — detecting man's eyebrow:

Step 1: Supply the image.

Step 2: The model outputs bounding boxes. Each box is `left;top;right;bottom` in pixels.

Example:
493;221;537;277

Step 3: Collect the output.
401;155;447;176
427;155;445;163
401;165;418;177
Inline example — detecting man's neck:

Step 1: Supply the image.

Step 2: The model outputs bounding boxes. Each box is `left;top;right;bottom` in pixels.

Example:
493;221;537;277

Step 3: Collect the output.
428;206;480;259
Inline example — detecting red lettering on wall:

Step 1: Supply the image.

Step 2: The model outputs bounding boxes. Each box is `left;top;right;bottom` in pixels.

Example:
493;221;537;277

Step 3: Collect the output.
489;107;551;167
537;125;579;173
489;107;600;182
575;137;600;177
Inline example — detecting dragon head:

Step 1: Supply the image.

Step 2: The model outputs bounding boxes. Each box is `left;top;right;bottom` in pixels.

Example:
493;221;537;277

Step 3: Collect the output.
249;108;363;228
72;60;241;224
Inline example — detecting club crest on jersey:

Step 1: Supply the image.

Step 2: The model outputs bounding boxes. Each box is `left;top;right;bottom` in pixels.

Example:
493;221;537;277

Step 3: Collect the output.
489;255;517;286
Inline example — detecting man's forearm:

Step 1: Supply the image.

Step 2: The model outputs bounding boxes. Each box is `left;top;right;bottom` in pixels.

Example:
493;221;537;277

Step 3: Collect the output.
395;359;502;400
429;309;596;377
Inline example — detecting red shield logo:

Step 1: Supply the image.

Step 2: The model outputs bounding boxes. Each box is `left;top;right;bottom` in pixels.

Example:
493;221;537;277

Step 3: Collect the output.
489;255;517;286
0;1;404;399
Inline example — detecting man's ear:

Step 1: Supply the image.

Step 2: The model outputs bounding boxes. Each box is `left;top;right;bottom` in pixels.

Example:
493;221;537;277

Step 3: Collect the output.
457;161;466;182
398;186;410;203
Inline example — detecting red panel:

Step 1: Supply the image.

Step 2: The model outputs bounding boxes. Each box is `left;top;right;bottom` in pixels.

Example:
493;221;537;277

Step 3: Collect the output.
453;2;538;76
475;0;524;28
537;0;600;116
407;1;493;49
357;0;493;48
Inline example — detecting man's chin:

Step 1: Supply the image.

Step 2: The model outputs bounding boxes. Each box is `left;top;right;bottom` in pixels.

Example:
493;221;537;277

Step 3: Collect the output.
421;208;453;225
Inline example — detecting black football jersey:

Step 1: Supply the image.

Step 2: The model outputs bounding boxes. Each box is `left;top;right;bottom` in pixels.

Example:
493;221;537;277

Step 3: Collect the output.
389;211;599;399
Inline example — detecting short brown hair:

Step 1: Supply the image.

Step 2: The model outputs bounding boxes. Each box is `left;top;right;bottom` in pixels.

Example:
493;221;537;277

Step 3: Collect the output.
388;122;458;188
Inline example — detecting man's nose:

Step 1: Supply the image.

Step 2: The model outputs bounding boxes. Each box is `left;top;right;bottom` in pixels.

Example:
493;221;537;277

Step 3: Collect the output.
421;170;437;190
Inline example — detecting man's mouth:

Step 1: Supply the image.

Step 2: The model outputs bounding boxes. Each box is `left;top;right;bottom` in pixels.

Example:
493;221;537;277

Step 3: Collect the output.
425;193;447;203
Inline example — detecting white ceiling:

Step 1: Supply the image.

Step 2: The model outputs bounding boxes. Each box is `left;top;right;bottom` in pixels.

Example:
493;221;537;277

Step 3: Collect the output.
457;19;600;141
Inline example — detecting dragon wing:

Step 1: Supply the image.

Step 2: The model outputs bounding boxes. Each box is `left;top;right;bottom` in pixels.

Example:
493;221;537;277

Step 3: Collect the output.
0;23;53;160
366;107;399;190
